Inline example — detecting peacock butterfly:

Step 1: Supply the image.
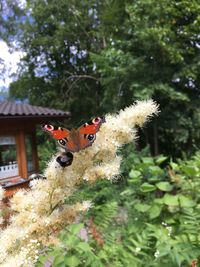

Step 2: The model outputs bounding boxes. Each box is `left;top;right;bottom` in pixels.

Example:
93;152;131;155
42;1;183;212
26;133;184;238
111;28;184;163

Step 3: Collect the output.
42;116;105;153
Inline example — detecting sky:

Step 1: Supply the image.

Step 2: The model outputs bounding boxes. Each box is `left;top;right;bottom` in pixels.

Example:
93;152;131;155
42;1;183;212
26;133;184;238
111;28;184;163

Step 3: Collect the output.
0;40;23;89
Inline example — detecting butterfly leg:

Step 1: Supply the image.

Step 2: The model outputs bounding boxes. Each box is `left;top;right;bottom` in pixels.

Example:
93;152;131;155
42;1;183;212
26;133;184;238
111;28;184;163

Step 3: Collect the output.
56;151;74;167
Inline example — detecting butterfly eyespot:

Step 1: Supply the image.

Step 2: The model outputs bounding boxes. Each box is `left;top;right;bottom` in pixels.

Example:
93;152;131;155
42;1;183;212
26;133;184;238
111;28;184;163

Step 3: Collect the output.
92;117;100;124
46;125;54;130
87;134;95;141
58;139;67;146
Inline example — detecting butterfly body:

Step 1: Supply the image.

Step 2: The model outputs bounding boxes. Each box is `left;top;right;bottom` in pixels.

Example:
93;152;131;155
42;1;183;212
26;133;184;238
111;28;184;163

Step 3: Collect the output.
43;116;105;153
61;128;90;153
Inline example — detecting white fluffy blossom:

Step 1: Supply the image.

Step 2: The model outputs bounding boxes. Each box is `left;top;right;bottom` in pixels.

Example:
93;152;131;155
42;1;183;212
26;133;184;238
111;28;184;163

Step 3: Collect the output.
0;100;159;266
0;187;5;201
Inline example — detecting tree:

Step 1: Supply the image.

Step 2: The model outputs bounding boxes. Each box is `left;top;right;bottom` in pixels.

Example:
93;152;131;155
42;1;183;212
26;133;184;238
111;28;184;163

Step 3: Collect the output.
9;0;105;124
91;0;200;157
9;0;200;157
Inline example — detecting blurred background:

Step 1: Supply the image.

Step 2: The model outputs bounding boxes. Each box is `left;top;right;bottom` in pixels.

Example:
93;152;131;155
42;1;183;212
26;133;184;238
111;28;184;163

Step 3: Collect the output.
0;0;199;168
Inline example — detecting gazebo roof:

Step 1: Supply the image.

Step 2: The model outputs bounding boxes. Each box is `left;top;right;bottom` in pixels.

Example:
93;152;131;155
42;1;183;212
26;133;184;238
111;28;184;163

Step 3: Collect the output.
0;100;70;119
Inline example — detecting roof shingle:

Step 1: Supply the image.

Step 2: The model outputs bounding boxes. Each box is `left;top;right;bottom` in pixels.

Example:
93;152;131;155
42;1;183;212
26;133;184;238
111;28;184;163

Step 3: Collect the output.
0;100;70;118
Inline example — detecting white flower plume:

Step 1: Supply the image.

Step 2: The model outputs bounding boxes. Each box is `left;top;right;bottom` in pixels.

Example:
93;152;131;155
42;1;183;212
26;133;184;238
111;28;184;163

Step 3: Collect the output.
0;100;159;266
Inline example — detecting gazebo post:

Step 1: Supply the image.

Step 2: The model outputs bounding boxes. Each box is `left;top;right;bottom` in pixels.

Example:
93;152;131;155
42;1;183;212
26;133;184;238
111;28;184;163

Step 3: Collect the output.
32;130;39;173
16;131;28;179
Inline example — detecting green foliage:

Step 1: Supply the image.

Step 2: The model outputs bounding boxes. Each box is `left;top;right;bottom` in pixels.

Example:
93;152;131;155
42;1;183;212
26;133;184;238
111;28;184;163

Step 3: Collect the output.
36;224;103;267
36;132;56;171
37;149;200;266
9;0;105;124
91;0;200;157
6;0;200;158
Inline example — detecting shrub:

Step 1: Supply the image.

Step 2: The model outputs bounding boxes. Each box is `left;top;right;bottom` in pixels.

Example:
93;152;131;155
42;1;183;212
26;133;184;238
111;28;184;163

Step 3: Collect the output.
37;151;200;266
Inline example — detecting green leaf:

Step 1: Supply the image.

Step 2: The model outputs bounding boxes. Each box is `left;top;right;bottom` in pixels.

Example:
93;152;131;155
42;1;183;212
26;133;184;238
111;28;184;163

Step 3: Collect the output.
129;170;141;179
142;157;154;165
178;195;195;207
171;250;182;267
181;165;198;176
53;255;65;267
156;182;173;192
148;205;162;219
154;198;164;204
135;203;151;212
64;235;77;247
164;218;176;224
148;166;164;176
163;194;179;206
69;223;84;235
36;255;48;265
156;244;171;257
170;162;180;171
64;256;81;267
120;189;133;196
140;183;156;192
155;156;168;164
76;242;92;252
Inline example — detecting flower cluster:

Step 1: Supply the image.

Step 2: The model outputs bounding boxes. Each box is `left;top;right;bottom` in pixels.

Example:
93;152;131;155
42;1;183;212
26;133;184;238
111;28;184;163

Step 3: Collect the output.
0;100;159;266
0;187;4;201
0;187;4;226
161;221;173;236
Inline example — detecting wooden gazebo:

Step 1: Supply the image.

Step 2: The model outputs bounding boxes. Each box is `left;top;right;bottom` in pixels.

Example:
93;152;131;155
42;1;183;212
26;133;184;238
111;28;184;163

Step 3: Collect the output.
0;100;70;197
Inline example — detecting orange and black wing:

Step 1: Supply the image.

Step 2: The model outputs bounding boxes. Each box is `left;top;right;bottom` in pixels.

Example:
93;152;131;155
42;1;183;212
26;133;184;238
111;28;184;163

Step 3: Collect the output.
42;124;77;152
78;117;105;150
42;124;70;140
79;117;105;135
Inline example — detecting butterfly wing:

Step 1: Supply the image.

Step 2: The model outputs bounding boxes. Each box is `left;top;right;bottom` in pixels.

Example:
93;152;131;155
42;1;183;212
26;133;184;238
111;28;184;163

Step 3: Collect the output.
58;129;80;152
77;117;105;150
42;124;78;152
77;132;97;150
42;124;70;140
79;117;106;135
